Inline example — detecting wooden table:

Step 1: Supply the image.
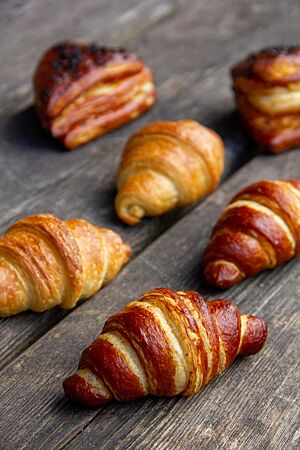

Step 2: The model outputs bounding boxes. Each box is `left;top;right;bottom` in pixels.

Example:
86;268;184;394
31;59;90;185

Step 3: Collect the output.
0;1;299;449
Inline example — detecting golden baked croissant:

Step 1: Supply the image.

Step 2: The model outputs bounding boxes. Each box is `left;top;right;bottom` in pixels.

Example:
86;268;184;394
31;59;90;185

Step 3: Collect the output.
34;41;156;149
63;288;267;407
0;214;131;317
203;179;300;288
115;120;225;225
232;46;300;153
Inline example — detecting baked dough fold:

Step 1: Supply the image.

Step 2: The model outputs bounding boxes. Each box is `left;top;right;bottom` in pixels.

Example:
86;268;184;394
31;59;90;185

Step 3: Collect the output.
232;46;300;153
34;41;156;148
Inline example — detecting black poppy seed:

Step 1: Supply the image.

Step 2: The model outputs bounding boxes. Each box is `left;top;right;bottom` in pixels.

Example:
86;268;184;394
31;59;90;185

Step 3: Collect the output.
51;60;62;69
90;44;108;54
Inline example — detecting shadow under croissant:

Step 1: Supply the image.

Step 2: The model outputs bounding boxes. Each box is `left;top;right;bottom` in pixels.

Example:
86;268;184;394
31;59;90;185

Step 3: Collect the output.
62;355;253;414
2;105;65;153
198;110;260;176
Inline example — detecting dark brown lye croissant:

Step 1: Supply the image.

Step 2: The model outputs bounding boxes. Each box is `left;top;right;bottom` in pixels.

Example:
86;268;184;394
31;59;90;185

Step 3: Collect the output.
34;41;156;149
232;46;300;153
0;214;131;317
63;288;267;407
115;120;224;225
203;179;300;288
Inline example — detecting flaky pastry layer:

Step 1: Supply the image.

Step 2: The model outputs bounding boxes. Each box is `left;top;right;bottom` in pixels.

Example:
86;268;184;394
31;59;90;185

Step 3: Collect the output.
63;288;267;407
115;119;224;225
34;41;156;149
0;214;131;316
232;46;300;153
203;179;300;288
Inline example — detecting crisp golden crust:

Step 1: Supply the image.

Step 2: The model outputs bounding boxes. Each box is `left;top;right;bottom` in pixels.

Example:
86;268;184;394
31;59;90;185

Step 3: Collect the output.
203;179;300;289
231;46;300;153
0;214;131;317
63;288;267;407
115;119;224;225
232;46;300;84
33;41;156;149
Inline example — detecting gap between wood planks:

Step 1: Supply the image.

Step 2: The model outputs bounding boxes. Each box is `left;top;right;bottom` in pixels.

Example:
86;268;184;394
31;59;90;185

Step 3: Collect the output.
59;193;300;450
1;1;300;446
57;246;300;449
2;0;299;228
0;69;254;371
0;149;298;450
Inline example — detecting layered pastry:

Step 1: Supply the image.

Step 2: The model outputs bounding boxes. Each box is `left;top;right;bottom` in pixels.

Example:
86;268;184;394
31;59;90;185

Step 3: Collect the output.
231;45;300;153
34;41;156;149
203;179;300;288
0;214;131;316
63;288;267;407
115;119;224;225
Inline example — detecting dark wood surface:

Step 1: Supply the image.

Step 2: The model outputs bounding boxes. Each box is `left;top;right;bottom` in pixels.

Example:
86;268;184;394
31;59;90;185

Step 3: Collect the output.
0;1;299;449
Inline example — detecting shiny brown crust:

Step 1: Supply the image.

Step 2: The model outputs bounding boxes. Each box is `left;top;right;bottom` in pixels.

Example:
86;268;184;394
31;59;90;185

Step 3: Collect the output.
33;41;156;149
203;179;300;288
231;46;300;153
115;119;225;225
0;214;131;317
63;288;267;407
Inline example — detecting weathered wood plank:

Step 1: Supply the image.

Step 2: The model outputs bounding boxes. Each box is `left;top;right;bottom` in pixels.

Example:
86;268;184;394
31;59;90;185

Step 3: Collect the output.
0;0;191;113
0;0;193;223
2;0;300;370
0;113;252;372
0;0;300;448
0;0;263;371
2;0;300;226
65;279;300;450
0;149;299;450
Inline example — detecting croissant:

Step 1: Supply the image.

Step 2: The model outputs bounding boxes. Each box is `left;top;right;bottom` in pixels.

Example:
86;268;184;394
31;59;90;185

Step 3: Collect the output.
231;46;300;153
63;288;267;407
0;214;131;317
34;41;156;149
115;120;225;225
203;179;300;288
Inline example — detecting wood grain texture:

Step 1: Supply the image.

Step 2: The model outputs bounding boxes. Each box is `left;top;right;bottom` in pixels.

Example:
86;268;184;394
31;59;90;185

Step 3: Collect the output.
3;0;300;227
0;0;260;371
1;0;299;227
1;0;300;371
0;0;190;113
0;0;300;448
0;150;299;450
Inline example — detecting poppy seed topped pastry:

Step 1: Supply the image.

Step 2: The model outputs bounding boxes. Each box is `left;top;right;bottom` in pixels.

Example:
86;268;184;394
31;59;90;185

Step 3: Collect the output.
231;45;300;153
34;41;156;149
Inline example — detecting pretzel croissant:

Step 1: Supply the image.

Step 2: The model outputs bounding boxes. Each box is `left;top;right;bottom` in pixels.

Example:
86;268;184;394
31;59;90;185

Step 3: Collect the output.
232;46;300;153
115;120;224;225
0;214;131;317
34;41;156;149
63;288;267;407
203;179;300;288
